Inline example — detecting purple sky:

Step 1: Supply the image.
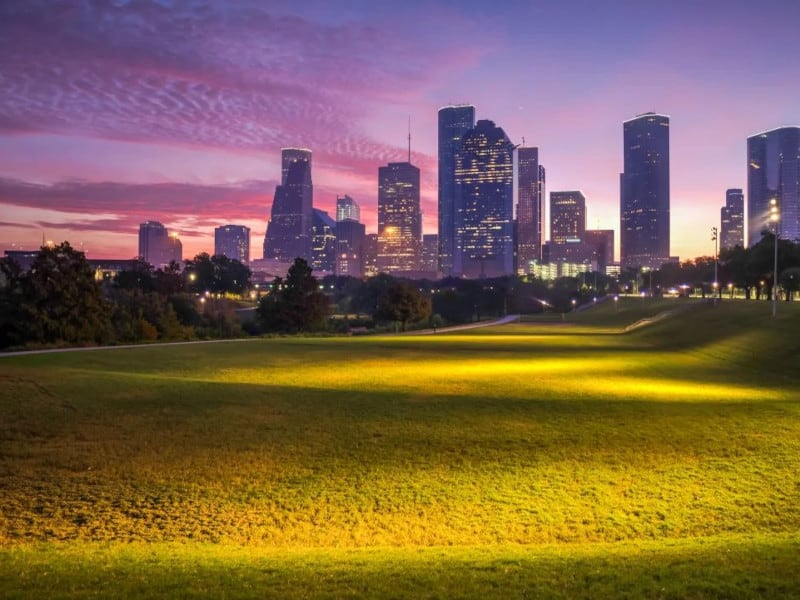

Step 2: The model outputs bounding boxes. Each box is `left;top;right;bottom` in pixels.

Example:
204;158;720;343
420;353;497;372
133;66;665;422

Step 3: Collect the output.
2;0;799;261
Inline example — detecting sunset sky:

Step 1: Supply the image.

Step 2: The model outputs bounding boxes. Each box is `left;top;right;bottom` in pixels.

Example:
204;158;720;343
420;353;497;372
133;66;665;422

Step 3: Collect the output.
2;0;799;261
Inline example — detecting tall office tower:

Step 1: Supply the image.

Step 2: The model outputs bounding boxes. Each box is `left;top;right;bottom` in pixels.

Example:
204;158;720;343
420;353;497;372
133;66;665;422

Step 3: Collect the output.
747;127;800;246
453;119;515;278
138;221;182;268
550;191;587;244
336;195;360;223
422;234;439;273
377;161;422;273
620;113;670;269
263;148;313;262
516;147;545;273
335;219;366;277
362;233;379;277
438;105;476;275
214;224;251;264
310;209;336;273
720;189;745;250
583;229;615;271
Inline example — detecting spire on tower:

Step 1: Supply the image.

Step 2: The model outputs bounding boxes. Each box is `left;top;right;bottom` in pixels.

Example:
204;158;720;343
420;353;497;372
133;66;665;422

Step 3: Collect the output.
407;116;412;163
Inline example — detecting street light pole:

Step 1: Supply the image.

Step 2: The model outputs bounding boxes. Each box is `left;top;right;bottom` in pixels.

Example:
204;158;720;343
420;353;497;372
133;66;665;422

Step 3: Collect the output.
711;226;718;303
770;199;780;318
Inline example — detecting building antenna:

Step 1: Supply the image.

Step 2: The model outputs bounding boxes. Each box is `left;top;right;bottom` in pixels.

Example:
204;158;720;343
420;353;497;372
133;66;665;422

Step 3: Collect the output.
408;116;412;163
522;136;526;146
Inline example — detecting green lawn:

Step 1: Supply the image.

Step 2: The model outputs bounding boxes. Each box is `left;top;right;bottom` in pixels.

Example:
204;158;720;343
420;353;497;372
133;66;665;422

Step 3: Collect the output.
1;299;799;598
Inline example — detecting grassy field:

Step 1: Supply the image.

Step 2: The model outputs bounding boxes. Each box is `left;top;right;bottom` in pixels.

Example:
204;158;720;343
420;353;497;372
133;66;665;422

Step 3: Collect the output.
1;298;799;598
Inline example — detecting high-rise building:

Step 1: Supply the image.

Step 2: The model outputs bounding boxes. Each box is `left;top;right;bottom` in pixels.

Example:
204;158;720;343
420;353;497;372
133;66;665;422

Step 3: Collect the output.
620;113;670;269
362;233;379;277
720;189;745;250
438;105;476;275
550;191;586;244
214;224;250;264
377;161;422;273
422;234;439;274
310;209;336;274
583;229;615;270
336;195;360;223
138;221;182;268
263;148;313;262
454;119;515;278
335;219;365;278
516;147;545;274
747;127;800;246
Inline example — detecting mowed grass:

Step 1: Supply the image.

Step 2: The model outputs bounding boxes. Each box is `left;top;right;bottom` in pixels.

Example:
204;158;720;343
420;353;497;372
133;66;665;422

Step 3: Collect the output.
1;298;800;598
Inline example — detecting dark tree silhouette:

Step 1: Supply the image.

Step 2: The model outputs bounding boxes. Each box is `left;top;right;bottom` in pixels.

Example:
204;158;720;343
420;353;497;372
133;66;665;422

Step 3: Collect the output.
257;258;330;333
375;281;431;331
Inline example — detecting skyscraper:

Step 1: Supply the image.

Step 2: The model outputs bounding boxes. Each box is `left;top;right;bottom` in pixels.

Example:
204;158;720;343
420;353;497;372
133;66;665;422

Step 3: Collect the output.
422;234;439;273
747;127;800;246
263;148;313;262
550;191;586;244
310;209;336;273
620;113;670;269
516;147;545;274
336;195;360;223
438;105;476;276
454;119;515;278
377;161;421;273
720;189;744;250
214;224;250;264
138;221;182;268
335;219;365;278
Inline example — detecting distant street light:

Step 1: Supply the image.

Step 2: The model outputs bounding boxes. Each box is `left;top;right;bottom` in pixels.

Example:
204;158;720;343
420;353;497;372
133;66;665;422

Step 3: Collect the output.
711;226;718;303
614;295;619;312
770;198;780;318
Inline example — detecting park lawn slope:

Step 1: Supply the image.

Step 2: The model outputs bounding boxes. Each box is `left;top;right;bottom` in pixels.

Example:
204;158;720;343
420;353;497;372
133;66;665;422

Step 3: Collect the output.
1;298;799;597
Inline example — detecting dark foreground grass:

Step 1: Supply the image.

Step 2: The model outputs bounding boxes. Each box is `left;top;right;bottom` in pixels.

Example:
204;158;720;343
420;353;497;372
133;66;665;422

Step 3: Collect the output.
1;299;799;597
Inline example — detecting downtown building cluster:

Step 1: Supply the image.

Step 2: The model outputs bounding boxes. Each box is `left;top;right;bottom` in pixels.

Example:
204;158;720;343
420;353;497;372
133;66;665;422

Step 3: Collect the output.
127;118;800;279
261;106;632;281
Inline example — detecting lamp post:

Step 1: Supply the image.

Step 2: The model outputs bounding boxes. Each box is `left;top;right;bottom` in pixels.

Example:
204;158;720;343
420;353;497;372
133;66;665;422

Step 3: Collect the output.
770;199;780;318
711;226;718;303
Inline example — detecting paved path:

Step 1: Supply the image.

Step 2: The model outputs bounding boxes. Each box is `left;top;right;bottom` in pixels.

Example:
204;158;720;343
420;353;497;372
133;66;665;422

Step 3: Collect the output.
0;315;521;358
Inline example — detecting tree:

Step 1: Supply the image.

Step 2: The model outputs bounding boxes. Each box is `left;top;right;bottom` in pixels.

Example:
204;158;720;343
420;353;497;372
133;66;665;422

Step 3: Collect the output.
185;253;251;295
375;281;431;331
257;258;330;333
2;242;112;347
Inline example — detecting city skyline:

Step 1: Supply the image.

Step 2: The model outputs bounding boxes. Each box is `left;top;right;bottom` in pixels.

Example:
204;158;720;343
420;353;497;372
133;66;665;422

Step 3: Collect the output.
2;1;800;261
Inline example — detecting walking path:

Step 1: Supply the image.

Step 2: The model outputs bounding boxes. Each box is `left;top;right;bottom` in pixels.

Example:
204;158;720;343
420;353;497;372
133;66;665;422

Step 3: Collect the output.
0;315;521;358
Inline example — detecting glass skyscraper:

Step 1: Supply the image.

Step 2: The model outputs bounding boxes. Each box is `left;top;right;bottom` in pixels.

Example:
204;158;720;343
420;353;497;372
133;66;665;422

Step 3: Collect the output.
214;224;250;264
720;189;744;250
377;161;422;273
516;146;544;274
747;127;800;246
263;148;313;262
454;119;515;278
138;221;182;269
438;105;475;276
550;191;586;244
620;113;670;269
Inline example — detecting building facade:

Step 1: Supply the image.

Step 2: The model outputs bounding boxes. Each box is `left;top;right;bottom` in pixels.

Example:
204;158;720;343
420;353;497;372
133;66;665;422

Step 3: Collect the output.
747;127;800;246
550;191;586;244
620;113;670;269
438;105;476;276
310;209;336;274
377;161;422;273
336;194;360;223
138;221;182;268
454;119;515;278
516;147;545;274
422;234;439;274
214;224;250;264
263;148;313;262
335;219;365;278
720;189;744;250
